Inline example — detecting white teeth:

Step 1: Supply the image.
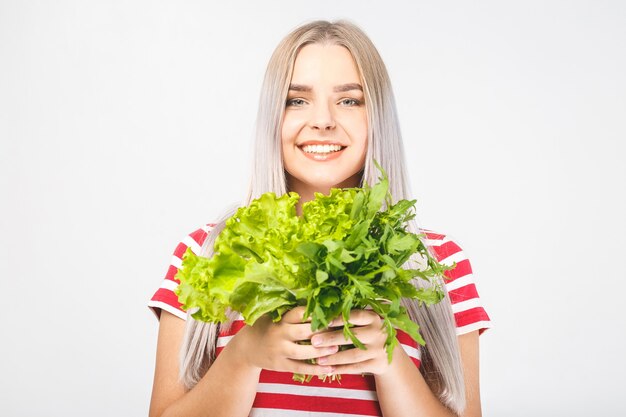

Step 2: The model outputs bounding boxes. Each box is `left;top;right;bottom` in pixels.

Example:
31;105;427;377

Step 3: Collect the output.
301;144;343;154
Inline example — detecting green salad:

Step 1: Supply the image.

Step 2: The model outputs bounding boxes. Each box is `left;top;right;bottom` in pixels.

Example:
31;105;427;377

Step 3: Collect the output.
175;164;450;381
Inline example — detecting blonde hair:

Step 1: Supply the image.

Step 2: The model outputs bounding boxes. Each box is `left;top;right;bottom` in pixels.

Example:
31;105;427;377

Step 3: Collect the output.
179;20;466;415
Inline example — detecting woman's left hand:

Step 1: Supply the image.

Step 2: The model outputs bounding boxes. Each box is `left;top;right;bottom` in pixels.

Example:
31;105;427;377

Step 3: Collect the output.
310;309;393;376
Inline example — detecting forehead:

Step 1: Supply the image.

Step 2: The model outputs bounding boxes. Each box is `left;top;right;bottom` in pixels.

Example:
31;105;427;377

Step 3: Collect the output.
291;43;361;84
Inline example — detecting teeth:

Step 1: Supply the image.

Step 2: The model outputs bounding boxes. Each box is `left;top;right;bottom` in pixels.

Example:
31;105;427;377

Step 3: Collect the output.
301;144;343;154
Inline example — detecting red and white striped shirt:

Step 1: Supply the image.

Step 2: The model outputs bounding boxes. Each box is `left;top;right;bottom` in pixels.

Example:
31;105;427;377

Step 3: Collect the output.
149;224;491;417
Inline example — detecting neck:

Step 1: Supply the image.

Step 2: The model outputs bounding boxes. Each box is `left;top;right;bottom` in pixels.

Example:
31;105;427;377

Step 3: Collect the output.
294;188;323;217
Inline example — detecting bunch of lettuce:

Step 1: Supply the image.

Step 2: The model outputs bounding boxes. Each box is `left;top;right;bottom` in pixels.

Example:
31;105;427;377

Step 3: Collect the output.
175;166;450;380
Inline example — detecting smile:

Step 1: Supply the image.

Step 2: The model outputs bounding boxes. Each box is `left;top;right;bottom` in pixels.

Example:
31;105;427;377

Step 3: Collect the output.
298;144;347;161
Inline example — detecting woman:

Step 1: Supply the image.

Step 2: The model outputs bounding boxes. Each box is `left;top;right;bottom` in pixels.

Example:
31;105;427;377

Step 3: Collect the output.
148;20;491;417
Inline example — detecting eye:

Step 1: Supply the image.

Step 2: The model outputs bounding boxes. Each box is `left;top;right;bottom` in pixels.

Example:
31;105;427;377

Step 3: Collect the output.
286;98;306;107
339;98;362;106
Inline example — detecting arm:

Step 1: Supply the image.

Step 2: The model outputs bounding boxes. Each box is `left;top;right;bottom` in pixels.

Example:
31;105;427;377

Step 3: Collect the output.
148;310;260;417
149;309;337;417
314;311;482;417
375;331;482;417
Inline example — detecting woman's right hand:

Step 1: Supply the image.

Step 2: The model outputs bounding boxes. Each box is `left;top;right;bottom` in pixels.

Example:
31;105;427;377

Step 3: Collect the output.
228;306;338;376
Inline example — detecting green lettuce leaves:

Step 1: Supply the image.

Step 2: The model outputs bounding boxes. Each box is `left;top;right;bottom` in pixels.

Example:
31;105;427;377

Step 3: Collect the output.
175;165;450;378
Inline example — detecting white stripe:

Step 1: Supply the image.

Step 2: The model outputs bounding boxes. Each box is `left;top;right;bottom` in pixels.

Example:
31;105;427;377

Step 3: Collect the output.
147;300;187;321
251;409;376;417
439;250;467;267
445;274;474;292
456;320;492;336
451;298;483;314
216;335;234;348
182;235;202;255
256;382;377;401
170;255;182;270
201;224;214;233
400;343;421;361
160;279;179;292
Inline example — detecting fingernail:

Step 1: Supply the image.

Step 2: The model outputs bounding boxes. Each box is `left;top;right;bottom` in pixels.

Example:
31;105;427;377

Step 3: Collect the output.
312;337;322;347
317;357;327;365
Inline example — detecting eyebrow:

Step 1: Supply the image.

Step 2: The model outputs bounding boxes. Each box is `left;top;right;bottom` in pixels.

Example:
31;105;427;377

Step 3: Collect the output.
288;83;363;93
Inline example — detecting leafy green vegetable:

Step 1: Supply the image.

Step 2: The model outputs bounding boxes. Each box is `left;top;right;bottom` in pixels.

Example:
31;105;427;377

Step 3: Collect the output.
175;163;451;381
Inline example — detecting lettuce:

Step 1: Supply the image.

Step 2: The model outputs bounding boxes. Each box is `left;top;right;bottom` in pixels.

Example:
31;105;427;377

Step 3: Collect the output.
175;164;450;380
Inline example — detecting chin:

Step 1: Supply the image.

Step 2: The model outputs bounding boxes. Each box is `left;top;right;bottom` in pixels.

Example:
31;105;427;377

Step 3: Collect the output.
309;173;362;191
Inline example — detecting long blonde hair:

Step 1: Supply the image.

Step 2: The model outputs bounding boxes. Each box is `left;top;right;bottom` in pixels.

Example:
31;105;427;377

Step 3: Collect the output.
179;20;466;415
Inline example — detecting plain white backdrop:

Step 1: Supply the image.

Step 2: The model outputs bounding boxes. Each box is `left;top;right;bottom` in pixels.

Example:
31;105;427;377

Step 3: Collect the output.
1;1;625;416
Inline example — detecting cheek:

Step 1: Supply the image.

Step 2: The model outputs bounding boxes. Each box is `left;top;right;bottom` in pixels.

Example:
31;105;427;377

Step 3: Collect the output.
281;115;301;171
350;114;368;150
281;112;304;146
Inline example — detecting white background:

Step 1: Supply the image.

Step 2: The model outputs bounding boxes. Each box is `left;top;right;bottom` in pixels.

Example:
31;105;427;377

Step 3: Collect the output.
1;1;625;416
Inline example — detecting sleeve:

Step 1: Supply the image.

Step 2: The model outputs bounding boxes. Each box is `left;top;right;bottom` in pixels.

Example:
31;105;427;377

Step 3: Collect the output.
423;231;492;335
148;224;215;321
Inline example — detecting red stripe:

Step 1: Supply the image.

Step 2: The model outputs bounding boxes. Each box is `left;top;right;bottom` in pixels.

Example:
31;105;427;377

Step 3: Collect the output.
166;227;213;282
253;392;381;416
172;227;211;259
164;265;181;282
409;356;422;368
204;361;380;392
219;320;246;336
430;240;462;261
396;330;422;368
396;329;419;347
260;369;377;391
444;259;473;282
448;283;479;304
422;231;445;240
189;228;209;246
151;288;184;311
454;307;490;329
172;241;189;260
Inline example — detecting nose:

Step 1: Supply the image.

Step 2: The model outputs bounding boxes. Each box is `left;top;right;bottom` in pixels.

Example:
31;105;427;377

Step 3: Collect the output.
308;101;336;131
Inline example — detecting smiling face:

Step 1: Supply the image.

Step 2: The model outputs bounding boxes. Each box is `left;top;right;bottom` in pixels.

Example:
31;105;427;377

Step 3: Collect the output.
281;43;368;203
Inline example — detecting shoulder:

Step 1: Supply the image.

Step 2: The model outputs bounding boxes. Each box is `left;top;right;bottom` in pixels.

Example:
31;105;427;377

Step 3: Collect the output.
419;228;474;292
419;229;465;262
419;228;493;335
170;223;216;262
148;223;216;321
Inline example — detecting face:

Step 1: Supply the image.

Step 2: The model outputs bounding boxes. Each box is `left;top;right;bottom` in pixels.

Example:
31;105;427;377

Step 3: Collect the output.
281;43;368;199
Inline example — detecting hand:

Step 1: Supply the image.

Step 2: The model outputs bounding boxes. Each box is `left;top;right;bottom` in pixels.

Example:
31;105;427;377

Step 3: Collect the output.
229;306;339;376
311;309;393;375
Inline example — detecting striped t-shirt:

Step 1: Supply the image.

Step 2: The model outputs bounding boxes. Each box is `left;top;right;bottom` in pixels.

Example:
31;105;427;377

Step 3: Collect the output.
149;224;491;417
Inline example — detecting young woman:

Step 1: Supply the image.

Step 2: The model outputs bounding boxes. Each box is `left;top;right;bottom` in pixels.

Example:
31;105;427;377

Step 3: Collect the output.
148;20;491;417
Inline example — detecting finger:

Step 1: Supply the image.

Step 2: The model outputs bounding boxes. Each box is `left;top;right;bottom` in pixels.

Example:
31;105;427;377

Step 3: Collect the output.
329;310;381;327
287;322;317;342
282;306;309;324
316;346;378;366
327;359;379;375
286;343;339;361
311;326;382;347
285;359;334;376
311;329;352;347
